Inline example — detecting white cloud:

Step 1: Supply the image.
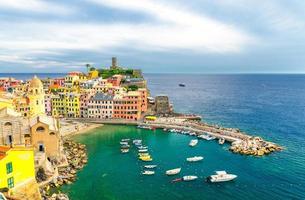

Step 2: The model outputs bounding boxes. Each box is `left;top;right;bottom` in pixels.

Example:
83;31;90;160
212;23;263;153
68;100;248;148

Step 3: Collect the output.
0;0;75;15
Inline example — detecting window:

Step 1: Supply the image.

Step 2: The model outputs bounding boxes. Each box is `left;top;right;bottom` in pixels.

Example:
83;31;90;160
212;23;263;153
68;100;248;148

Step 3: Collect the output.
7;177;14;189
36;126;45;132
6;162;13;174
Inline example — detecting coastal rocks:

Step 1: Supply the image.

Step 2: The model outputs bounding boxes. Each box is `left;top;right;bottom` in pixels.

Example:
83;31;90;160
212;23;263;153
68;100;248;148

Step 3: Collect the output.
230;137;283;156
40;139;88;200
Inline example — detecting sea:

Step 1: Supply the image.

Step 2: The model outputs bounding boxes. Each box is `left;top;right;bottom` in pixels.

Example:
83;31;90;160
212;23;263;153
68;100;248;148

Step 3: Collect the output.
2;73;305;200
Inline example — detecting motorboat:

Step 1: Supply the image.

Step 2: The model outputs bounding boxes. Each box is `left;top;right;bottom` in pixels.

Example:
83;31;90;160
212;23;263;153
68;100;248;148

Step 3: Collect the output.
121;144;130;148
137;146;148;149
137;125;153;130
142;170;155;175
138;149;148;153
138;153;149;157
189;139;198;147
144;165;157;169
140;157;153;162
179;83;186;87
206;136;216;141
133;139;142;144
183;176;198;181
186;156;204;162
121;139;130;142
120;141;128;145
166;168;181;175
208;171;237;183
219;138;225;145
121;149;129;153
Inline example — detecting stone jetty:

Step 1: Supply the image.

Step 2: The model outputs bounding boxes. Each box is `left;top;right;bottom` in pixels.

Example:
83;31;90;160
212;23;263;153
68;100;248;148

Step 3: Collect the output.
40;139;88;200
144;117;283;156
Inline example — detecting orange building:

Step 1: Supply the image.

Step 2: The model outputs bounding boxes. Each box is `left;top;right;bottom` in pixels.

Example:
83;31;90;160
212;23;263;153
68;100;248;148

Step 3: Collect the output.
113;91;143;121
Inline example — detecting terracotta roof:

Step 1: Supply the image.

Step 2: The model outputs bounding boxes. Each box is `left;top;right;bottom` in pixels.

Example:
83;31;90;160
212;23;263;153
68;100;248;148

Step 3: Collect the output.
0;146;11;160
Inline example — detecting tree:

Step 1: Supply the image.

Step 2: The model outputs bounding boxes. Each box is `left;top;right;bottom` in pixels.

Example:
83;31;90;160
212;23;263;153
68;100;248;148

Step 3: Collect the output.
85;64;91;72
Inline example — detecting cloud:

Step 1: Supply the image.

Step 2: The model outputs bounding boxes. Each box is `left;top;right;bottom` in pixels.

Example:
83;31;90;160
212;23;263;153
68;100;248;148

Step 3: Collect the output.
0;0;75;15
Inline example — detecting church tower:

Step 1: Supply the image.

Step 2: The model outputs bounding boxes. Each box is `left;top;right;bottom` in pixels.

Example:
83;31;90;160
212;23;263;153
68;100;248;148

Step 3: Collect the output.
28;76;45;117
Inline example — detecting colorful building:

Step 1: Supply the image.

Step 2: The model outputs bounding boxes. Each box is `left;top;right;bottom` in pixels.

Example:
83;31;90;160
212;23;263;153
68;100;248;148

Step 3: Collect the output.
88;93;113;119
0;146;36;192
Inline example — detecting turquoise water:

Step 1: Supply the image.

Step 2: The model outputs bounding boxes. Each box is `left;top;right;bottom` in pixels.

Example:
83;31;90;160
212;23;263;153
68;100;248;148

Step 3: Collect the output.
61;125;302;200
4;73;305;199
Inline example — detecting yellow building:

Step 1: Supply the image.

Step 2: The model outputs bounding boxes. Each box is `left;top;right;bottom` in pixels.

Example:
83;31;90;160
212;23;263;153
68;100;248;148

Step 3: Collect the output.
0;146;35;192
88;69;99;79
51;92;80;118
0;96;14;110
27;76;45;117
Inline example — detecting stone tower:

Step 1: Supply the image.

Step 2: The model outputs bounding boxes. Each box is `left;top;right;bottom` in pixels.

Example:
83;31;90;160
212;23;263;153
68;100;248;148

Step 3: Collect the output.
28;76;45;117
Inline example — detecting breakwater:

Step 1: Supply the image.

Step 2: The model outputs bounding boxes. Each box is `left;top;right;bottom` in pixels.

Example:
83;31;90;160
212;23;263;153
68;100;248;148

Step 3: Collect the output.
73;117;282;156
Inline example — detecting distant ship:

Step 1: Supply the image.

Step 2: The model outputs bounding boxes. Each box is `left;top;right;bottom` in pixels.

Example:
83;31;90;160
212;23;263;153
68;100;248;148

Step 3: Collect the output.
179;83;186;87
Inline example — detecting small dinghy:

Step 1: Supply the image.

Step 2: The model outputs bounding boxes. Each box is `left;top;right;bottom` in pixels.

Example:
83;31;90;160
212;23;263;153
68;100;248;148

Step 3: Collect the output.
144;165;157;169
218;138;225;145
166;168;181;176
183;176;198;181
121;149;129;153
186;156;204;162
142;170;155;175
189;139;198;147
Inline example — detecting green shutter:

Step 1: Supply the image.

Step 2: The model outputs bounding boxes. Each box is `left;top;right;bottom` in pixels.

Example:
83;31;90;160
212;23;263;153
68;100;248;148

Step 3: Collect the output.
7;177;14;188
6;162;13;174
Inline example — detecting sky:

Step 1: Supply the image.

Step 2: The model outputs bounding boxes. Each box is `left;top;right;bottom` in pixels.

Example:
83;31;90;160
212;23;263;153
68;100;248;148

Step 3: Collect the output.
0;0;305;73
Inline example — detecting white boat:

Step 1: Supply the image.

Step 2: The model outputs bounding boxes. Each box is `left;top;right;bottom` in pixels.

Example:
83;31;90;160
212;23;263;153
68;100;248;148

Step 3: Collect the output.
186;156;204;162
121;139;130;142
138;146;148;149
133;139;142;144
208;171;237;183
121;144;130;148
120;141;128;145
189;139;198;147
138;149;148;153
166;168;181;175
121;149;129;153
142;170;155;175
144;165;157;169
219;138;225;145
183;176;198;181
206;136;216;141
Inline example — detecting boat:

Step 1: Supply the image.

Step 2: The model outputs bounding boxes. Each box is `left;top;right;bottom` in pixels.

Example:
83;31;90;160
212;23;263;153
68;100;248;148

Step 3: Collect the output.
207;171;237;183
206;136;216;141
140;157;153;162
144;165;157;169
171;178;183;183
121;144;130;148
120;141;128;145
121;149;129;153
166;168;181;175
189;139;198;147
138;149;148;153
137;145;148;149
179;83;186;87
121;139;130;142
183;176;198;181
133;139;142;144
186;156;204;162
142;170;155;175
137;125;153;130
219;138;225;145
138;153;150;157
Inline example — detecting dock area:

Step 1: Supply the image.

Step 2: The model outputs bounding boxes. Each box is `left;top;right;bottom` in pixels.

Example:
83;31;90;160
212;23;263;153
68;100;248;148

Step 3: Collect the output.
73;116;282;156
